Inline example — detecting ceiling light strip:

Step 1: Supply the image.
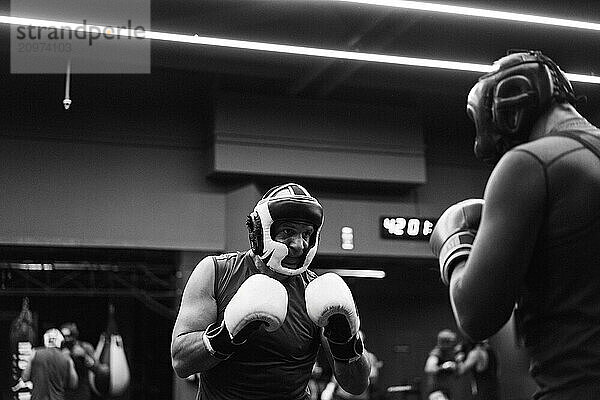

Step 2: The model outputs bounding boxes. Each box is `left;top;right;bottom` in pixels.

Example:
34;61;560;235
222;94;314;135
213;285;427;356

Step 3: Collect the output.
314;268;386;278
148;30;494;72
333;0;600;31
2;16;599;84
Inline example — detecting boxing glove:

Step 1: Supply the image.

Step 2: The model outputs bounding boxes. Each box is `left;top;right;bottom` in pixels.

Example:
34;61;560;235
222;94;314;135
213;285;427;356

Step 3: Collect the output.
305;273;363;362
203;273;288;360
429;199;484;286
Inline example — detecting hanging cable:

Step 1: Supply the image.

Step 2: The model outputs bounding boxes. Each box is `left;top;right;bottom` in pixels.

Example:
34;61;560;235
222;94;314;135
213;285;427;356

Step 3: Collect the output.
63;58;72;110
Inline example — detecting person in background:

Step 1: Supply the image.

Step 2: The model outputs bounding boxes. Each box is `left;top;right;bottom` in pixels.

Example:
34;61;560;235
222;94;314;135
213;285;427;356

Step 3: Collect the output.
458;341;500;400
60;322;108;400
320;332;382;400
22;328;78;400
424;329;463;400
171;183;371;400
430;50;600;399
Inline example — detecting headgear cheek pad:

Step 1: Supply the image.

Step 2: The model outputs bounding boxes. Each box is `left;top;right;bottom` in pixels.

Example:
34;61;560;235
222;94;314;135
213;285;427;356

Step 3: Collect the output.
247;183;323;276
467;50;576;164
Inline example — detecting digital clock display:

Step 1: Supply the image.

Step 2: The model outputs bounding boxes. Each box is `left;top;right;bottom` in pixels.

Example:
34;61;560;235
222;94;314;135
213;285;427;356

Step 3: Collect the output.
380;216;437;241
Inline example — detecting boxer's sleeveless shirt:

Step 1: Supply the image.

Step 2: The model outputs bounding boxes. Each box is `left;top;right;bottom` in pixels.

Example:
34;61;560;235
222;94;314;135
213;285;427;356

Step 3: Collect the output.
514;118;600;399
198;251;320;400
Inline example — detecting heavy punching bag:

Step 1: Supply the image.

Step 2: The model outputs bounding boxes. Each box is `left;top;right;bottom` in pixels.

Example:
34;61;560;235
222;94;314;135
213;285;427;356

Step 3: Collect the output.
90;304;131;398
9;298;36;400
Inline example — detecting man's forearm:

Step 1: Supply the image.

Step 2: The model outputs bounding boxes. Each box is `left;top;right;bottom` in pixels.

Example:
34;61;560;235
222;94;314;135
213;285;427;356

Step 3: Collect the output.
87;357;106;374
450;261;499;341
171;331;222;377
449;262;477;337
333;354;371;395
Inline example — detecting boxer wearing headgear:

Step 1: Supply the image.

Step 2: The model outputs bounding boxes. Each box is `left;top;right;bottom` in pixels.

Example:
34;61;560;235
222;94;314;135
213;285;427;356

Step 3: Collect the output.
467;50;579;165
44;328;65;349
457;340;500;400
246;182;324;276
171;183;370;399
424;330;463;400
430;50;600;399
23;329;78;399
60;322;108;400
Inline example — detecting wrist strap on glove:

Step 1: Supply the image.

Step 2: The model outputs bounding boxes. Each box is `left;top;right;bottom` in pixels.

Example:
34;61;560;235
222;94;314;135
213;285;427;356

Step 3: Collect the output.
328;332;364;363
439;231;475;285
202;322;236;360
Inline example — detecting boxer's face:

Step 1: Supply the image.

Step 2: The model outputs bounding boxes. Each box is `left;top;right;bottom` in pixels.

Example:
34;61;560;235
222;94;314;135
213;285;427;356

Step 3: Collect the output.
60;328;75;348
272;221;314;270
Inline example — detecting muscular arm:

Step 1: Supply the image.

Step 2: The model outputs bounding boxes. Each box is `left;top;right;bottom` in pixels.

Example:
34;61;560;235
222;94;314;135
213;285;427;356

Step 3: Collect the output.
81;342;106;374
171;256;221;377
424;354;440;374
67;357;78;389
458;349;480;375
450;150;546;340
321;334;371;395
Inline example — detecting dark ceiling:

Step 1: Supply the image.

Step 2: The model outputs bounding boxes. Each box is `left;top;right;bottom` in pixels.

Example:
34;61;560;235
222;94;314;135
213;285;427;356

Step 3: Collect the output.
2;0;600;128
150;0;600;106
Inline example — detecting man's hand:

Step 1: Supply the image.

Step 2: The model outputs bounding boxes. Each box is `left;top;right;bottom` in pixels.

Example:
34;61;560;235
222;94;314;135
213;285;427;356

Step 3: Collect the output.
71;344;86;358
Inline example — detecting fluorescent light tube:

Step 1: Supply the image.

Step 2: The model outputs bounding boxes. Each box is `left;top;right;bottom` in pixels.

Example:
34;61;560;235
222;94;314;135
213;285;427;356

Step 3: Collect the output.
314;268;386;278
332;0;600;31
1;15;599;83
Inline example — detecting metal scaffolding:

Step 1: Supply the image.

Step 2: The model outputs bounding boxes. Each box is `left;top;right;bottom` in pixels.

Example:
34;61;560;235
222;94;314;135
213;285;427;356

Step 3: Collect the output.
0;262;178;320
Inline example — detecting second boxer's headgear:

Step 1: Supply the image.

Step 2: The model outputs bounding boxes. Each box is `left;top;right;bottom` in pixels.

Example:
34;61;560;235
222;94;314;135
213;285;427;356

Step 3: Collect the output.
467;50;577;164
247;183;323;276
437;329;457;349
43;328;64;348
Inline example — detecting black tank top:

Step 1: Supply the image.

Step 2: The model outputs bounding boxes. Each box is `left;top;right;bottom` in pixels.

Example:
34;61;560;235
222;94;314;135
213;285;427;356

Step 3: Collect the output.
198;251;321;400
513;119;600;398
30;347;71;400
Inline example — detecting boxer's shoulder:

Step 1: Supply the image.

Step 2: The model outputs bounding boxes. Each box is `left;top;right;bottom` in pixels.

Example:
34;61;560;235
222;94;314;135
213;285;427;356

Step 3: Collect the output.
513;135;585;164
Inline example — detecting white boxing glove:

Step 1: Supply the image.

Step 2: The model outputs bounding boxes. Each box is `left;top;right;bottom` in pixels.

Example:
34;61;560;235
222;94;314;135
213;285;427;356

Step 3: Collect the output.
305;273;363;362
203;274;288;359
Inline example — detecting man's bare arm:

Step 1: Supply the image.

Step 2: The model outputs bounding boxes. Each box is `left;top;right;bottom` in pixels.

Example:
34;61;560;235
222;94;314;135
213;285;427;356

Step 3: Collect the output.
171;257;221;377
450;150;545;340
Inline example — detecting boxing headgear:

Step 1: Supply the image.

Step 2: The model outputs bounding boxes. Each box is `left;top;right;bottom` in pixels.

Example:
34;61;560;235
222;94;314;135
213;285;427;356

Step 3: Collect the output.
43;328;64;348
467;50;577;164
247;183;323;276
437;329;457;349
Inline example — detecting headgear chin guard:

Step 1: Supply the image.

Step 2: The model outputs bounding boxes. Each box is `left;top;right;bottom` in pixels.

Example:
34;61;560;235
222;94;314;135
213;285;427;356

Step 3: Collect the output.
467;50;577;164
247;183;323;276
